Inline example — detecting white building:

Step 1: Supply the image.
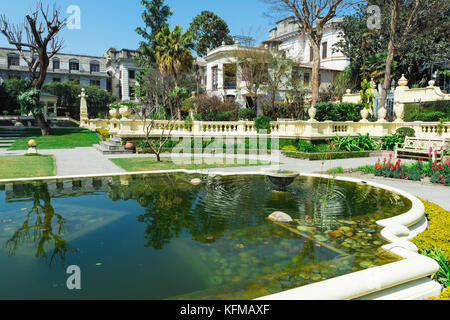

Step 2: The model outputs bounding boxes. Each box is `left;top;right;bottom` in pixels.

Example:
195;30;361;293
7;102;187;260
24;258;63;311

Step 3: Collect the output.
204;17;349;108
0;47;142;101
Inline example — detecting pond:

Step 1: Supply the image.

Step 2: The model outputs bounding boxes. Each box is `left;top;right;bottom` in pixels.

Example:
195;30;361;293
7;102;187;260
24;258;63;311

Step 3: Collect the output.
0;173;412;300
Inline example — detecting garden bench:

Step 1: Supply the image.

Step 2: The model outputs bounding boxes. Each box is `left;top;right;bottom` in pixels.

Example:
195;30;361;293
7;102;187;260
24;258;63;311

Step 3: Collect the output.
394;136;449;161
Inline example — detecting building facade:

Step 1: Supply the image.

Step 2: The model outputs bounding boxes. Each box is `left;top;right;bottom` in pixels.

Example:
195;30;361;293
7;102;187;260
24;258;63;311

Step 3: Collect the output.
0;47;142;101
204;17;349;108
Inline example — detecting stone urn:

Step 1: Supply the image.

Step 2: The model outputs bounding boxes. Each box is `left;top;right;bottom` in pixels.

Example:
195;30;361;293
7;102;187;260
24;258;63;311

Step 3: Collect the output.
109;108;120;119
119;106;132;119
360;108;370;122
308;106;317;122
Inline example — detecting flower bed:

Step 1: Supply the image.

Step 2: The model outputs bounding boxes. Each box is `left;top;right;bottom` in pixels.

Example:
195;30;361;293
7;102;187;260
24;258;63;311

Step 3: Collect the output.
373;154;450;186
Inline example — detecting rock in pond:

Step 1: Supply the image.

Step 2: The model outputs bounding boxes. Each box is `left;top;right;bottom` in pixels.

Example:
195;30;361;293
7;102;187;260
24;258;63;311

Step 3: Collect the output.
190;178;202;186
268;211;293;223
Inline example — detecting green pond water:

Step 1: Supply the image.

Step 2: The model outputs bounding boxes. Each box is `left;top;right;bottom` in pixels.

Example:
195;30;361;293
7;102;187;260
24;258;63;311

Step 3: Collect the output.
0;173;412;300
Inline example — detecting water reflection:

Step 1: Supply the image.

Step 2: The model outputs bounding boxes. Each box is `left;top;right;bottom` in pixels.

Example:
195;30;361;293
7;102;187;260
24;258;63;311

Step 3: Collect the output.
3;183;74;265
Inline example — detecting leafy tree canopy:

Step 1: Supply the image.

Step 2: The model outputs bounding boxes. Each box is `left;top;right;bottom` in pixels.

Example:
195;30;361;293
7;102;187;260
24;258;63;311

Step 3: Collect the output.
188;10;234;57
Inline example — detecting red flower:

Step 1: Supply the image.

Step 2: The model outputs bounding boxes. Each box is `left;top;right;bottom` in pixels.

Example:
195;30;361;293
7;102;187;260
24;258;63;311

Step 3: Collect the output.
399;174;402;178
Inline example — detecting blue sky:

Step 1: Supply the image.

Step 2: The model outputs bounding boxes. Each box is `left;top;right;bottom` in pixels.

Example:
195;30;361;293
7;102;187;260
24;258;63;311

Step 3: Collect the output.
0;0;280;57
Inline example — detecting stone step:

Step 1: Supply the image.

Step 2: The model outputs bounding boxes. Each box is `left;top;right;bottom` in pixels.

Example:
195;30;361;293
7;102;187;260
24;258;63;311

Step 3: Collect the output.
94;144;133;155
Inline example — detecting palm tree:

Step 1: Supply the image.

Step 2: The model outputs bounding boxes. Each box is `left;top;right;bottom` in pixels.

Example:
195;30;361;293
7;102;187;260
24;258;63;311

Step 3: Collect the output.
155;25;194;120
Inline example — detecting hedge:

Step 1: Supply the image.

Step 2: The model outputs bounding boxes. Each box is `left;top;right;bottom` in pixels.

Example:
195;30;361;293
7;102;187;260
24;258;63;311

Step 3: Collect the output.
282;151;370;160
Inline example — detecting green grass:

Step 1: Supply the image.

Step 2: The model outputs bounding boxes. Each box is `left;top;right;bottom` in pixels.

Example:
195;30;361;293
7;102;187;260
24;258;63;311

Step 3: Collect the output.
7;128;100;150
357;165;376;174
110;157;277;172
327;166;345;175
0;155;55;179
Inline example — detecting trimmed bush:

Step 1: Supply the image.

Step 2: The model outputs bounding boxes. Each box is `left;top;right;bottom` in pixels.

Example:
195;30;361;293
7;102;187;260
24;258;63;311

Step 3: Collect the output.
254;116;272;134
238;108;257;120
396;127;415;138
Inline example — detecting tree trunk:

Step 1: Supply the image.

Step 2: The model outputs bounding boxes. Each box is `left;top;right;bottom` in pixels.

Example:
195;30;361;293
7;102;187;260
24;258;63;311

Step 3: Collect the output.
310;40;321;106
380;0;400;109
35;113;53;136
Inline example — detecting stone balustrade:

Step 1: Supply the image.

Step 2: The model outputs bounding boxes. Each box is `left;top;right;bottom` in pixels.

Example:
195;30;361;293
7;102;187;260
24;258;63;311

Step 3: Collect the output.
81;117;450;140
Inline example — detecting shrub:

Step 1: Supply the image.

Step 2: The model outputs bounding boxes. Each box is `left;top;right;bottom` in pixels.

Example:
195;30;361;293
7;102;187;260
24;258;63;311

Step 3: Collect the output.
282;151;370;160
96;128;110;141
396;127;415;138
181;96;196;112
426;287;450;300
412;200;450;262
314;102;364;122
194;95;239;121
298;140;319;153
254;116;272;134
380;134;404;151
408;111;446;122
238;108;256;120
216;111;234;121
282;145;298;152
333;135;377;152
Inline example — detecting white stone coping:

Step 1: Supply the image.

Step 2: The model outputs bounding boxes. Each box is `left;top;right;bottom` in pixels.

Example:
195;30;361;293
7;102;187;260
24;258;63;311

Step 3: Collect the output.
0;170;441;300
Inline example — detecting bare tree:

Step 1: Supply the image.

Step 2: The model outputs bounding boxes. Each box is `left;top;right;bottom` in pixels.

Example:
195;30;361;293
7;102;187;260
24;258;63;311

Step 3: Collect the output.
263;0;358;106
0;2;67;135
135;68;176;162
233;47;270;116
379;0;439;109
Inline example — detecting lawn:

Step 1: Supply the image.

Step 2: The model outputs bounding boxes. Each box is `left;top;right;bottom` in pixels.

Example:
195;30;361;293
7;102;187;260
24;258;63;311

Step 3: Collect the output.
110;157;277;172
0;155;55;179
7;128;100;150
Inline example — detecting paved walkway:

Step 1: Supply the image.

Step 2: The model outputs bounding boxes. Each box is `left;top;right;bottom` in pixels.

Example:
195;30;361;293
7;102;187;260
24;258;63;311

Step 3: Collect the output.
1;146;448;210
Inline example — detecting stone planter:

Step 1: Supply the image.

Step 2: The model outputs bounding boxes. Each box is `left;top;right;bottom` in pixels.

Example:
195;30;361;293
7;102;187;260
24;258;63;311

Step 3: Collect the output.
119;106;132;119
109;108;120;119
360;108;369;122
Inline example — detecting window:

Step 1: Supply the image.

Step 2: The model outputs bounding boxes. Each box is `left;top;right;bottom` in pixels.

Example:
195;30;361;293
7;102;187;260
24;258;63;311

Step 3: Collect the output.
128;69;135;79
90;61;100;73
90;80;101;87
310;46;314;62
225;95;235;103
8;75;20;80
69;59;80;71
223;64;236;89
53;58;60;70
304;73;310;85
53;78;61;82
7;54;20;67
322;42;328;59
212;66;218;91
